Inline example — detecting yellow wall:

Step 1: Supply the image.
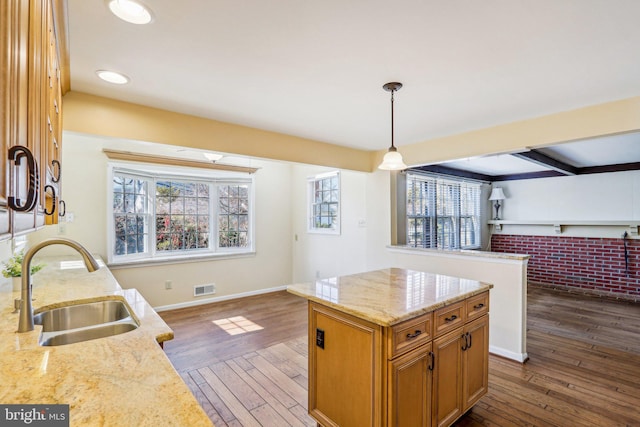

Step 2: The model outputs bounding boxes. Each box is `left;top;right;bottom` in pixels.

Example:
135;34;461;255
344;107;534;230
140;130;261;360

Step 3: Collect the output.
394;96;640;168
62;92;373;172
64;92;640;171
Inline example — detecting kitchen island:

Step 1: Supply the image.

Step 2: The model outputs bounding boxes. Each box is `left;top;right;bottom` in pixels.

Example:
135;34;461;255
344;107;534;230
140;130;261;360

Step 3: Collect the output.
287;267;493;427
0;255;212;426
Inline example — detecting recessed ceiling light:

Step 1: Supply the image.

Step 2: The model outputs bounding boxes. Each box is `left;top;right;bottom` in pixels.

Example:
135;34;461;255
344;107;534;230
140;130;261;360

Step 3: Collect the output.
107;0;153;25
96;70;130;84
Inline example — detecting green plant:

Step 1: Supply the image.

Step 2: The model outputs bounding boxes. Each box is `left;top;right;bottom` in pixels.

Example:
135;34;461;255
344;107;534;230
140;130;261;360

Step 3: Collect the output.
2;250;45;278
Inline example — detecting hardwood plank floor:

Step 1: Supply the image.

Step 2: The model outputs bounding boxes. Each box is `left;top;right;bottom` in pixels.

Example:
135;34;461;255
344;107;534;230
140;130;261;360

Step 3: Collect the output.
160;287;640;426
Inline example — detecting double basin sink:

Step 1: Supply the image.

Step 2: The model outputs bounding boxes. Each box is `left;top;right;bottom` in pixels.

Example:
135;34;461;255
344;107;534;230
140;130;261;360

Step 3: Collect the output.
34;298;139;346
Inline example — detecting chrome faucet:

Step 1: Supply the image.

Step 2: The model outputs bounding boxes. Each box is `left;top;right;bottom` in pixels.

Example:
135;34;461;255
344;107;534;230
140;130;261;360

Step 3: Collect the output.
17;238;100;333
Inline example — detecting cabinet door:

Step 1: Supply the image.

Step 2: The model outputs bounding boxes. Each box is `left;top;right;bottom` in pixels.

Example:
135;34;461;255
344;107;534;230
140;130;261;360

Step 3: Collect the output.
462;315;489;410
309;303;382;427
432;327;463;427
0;0;32;238
43;0;61;225
388;342;432;427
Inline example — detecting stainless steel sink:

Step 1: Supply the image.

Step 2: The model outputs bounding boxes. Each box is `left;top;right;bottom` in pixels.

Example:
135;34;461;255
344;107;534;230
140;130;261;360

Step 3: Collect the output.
38;323;138;346
33;299;139;346
34;300;133;332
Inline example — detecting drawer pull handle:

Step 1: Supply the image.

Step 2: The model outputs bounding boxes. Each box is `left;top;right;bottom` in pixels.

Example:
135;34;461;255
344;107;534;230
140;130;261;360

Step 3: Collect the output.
473;303;485;309
444;314;458;322
51;159;61;183
44;185;56;216
8;145;39;212
406;330;422;339
461;332;473;351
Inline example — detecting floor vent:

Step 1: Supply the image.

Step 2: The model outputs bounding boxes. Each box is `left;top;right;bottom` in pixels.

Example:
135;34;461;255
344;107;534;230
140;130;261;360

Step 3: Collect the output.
194;284;215;297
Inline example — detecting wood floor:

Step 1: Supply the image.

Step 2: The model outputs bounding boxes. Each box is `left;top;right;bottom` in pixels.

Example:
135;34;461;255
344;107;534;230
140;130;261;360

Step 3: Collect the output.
159;286;640;426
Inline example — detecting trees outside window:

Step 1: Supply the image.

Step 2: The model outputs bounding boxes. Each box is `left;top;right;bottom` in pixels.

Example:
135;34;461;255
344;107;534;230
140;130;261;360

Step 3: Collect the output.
110;168;253;264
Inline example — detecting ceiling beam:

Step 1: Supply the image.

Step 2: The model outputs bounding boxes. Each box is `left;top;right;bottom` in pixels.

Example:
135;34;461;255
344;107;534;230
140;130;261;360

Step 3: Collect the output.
511;150;578;175
492;170;565;181
579;161;640;175
412;165;493;182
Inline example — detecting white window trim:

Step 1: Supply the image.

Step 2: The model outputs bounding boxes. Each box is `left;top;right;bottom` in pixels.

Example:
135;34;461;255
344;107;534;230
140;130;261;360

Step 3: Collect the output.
307;171;341;235
107;161;255;266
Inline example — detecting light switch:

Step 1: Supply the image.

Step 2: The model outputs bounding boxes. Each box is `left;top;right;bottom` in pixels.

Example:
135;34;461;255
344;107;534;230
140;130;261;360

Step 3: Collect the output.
316;328;325;349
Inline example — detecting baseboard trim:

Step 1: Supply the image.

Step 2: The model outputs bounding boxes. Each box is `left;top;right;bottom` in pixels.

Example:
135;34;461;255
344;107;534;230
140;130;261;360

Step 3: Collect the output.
489;345;528;363
153;285;288;312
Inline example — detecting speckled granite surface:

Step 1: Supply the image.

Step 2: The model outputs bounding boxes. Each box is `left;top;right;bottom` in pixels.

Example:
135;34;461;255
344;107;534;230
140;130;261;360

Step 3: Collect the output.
0;256;212;426
287;267;493;326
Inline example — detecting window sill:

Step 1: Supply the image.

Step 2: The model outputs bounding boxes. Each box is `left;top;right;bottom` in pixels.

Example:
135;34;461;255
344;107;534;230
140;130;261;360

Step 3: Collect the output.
107;251;256;270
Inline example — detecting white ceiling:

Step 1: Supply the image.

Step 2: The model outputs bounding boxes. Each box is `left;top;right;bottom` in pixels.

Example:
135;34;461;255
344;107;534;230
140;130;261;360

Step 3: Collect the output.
67;0;640;161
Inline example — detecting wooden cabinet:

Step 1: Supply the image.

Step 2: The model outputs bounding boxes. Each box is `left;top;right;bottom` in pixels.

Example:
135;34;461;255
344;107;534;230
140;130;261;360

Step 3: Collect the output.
462;315;489;410
432;314;489;427
432;326;463;427
308;303;383;427
388;342;433;427
1;0;31;239
308;291;490;427
0;0;66;239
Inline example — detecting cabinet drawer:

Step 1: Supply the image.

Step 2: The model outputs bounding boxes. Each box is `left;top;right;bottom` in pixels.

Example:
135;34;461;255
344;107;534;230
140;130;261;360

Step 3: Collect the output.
466;292;489;321
390;313;433;358
434;302;465;337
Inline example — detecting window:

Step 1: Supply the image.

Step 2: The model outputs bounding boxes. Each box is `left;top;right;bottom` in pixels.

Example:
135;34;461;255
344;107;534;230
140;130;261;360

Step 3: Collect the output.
109;165;254;264
405;173;481;250
307;171;340;234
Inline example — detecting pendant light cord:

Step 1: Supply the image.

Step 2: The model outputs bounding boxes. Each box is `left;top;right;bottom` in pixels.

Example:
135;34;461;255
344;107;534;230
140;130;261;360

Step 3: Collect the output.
390;89;396;150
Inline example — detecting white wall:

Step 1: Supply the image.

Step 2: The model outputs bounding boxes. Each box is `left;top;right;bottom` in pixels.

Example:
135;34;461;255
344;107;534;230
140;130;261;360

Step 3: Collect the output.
493;170;640;238
290;165;369;282
387;248;529;361
29;132;294;307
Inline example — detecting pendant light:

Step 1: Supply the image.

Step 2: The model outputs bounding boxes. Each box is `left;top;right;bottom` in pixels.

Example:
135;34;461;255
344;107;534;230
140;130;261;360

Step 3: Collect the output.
378;82;408;170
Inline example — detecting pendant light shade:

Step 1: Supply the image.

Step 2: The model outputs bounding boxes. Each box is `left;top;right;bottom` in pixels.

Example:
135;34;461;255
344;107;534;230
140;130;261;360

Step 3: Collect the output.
378;82;408;171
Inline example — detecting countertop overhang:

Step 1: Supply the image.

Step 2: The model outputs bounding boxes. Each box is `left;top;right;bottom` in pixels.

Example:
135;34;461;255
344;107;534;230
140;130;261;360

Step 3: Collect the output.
287;267;493;327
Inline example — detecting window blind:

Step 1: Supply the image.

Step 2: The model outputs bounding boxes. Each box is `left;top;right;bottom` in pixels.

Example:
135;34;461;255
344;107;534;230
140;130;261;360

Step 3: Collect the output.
406;173;482;250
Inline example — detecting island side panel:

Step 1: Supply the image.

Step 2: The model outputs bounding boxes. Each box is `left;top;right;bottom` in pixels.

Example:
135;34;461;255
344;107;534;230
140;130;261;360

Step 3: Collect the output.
308;302;383;427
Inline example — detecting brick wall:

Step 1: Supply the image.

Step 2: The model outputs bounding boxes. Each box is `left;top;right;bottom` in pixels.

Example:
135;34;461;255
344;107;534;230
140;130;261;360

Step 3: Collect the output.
491;234;640;301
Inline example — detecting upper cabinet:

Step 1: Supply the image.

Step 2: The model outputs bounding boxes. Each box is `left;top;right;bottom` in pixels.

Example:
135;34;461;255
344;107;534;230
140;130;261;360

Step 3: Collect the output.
1;0;68;240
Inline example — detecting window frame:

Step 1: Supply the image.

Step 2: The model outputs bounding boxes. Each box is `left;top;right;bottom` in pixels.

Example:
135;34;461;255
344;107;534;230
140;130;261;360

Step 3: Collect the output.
107;162;255;266
404;172;483;250
307;171;341;235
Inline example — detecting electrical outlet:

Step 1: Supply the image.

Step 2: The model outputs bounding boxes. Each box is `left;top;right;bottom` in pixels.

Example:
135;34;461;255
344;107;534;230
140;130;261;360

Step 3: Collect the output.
165;280;172;290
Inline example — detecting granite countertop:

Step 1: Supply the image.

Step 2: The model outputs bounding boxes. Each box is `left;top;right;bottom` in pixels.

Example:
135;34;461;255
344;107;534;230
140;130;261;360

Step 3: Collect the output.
287;267;493;327
0;255;212;426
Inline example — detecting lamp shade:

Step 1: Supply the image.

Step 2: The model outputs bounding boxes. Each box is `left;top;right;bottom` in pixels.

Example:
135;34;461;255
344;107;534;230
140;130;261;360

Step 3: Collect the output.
489;187;506;201
378;149;408;171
